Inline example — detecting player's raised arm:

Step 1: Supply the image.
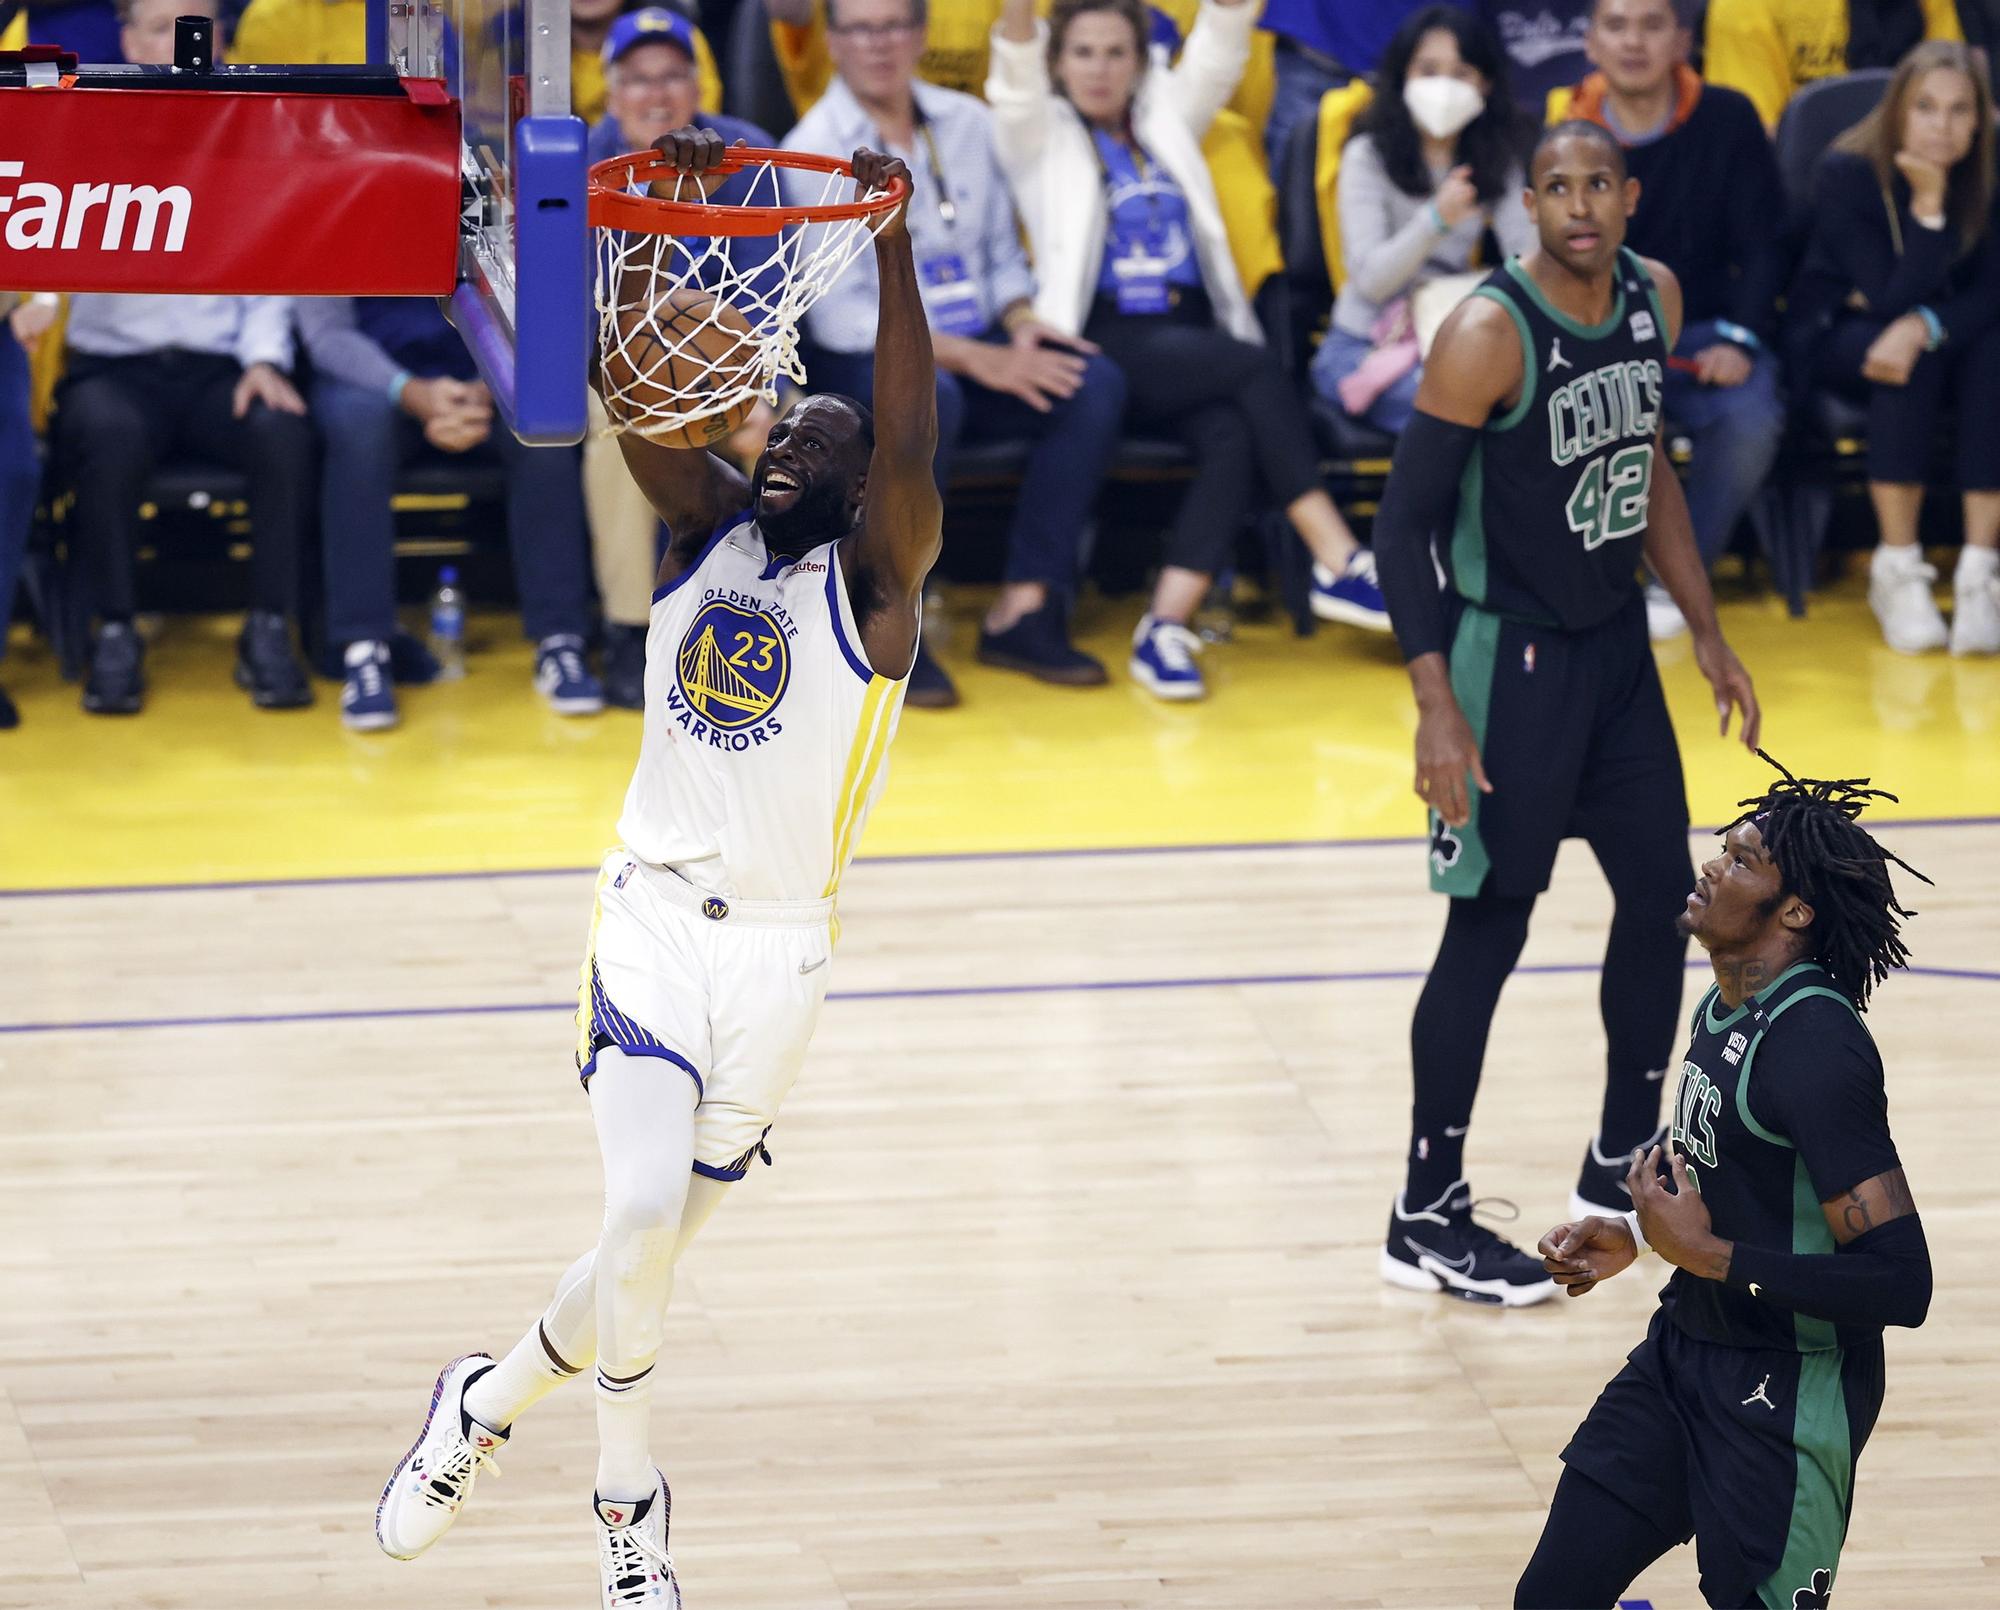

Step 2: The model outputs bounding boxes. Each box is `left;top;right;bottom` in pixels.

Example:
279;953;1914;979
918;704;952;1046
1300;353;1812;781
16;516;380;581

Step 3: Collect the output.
598;126;752;582
1373;297;1523;828
844;147;942;678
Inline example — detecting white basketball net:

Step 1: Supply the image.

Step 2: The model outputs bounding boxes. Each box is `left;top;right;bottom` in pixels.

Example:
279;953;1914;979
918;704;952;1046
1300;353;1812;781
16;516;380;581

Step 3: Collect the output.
593;158;897;439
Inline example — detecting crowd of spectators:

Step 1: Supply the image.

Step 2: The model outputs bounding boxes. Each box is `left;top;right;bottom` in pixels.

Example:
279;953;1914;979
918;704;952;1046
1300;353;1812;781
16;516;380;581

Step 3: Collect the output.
2;0;1999;731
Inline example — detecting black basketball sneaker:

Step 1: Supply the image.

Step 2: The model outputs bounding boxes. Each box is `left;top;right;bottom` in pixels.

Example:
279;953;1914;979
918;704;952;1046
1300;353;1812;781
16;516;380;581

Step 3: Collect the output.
1570;1124;1669;1220
1381;1179;1556;1306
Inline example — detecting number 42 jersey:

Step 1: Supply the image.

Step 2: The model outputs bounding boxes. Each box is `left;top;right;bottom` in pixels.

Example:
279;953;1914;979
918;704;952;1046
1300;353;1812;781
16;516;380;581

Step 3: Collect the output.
616;514;910;904
1447;248;1668;631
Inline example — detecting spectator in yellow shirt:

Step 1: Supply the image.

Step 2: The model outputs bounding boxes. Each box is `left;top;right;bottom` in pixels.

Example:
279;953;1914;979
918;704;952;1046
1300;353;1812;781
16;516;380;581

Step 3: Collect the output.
231;0;719;119
1705;0;1966;127
230;0;366;64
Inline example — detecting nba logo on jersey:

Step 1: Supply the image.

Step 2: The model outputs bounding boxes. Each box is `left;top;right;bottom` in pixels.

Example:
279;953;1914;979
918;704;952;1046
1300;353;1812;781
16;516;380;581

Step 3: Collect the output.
1630;310;1657;342
1522;643;1536;674
612;860;637;890
1722;1029;1749;1066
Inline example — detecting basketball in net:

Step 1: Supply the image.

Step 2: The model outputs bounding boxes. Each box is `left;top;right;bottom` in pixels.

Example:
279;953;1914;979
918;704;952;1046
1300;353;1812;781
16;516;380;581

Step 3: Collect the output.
588;144;910;444
603;289;759;448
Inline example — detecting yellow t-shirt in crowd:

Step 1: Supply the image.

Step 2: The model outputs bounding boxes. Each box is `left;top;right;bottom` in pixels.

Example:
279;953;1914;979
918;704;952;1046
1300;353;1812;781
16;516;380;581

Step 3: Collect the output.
230;0;369;65
230;0;720;117
1704;0;1963;128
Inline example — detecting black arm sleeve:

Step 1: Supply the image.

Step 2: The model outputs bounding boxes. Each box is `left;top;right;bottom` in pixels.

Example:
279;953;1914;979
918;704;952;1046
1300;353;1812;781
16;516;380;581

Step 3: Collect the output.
1723;995;1928;1330
1726;1214;1932;1330
1373;410;1479;663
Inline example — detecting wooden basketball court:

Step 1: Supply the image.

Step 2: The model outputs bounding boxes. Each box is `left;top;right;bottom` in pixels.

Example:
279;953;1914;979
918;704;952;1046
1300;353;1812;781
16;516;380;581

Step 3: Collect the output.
3;583;1995;1608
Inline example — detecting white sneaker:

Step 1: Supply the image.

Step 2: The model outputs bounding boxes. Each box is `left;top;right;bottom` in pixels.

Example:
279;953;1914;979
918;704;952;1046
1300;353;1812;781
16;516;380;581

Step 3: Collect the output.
1950;553;2000;656
375;1353;507;1559
596;1470;682;1608
1869;546;1947;654
1644;582;1688;642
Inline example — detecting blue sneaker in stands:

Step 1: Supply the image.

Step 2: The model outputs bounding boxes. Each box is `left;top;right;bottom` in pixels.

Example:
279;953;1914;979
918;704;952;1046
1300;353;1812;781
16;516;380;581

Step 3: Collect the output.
534;634;605;715
341;640;399;732
1129;615;1206;701
1310;549;1392;631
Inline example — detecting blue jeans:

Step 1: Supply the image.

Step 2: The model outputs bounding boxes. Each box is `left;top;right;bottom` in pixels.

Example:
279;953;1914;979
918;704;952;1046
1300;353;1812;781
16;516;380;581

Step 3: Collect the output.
1309;325;1421;437
809;333;1127;588
0;336;36;666
313;377;592;647
1662;320;1785;569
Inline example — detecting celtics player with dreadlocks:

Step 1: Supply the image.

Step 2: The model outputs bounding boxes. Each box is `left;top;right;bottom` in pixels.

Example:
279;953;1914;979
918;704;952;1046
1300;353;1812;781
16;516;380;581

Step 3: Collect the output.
1517;755;1934;1609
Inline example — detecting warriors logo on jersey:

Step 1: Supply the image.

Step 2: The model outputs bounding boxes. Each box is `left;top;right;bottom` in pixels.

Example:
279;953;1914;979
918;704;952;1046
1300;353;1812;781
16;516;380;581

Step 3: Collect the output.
620;515;910;903
676;598;792;732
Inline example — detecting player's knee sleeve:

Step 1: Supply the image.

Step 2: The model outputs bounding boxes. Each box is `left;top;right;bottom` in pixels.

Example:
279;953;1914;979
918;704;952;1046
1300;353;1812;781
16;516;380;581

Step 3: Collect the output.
597;1222;677;1367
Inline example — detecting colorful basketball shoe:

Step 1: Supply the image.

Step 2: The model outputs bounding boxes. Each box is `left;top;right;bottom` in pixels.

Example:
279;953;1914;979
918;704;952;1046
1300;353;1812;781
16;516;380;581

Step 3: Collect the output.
596;1470;682;1608
375;1353;508;1559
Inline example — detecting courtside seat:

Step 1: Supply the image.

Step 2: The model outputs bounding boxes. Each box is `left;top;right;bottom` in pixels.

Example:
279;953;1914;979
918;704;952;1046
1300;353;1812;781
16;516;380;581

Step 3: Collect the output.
1275;86;1398;485
31;454;512;679
1307;396;1397;467
1770;69;1895;609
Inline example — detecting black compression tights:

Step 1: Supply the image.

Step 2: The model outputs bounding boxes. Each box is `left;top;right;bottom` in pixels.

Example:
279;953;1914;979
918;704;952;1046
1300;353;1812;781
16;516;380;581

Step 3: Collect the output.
1405;840;1687;1207
1406;891;1535;1205
1515;1466;1681;1608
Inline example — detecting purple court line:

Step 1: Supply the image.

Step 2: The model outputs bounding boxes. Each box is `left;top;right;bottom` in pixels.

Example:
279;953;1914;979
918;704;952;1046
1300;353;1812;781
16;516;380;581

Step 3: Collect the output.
1;814;1994;901
2;961;1993;1038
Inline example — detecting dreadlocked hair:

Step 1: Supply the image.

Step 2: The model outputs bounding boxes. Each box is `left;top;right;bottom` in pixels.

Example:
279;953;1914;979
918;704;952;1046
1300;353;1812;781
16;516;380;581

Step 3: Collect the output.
1722;751;1932;1012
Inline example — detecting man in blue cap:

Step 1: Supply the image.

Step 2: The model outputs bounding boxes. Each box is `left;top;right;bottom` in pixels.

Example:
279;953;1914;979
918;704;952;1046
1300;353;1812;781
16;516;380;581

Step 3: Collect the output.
585;8;780;708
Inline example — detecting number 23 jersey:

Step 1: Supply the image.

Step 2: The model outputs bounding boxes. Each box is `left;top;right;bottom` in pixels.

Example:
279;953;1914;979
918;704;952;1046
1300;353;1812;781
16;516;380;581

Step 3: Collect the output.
1448;248;1668;632
617;514;909;903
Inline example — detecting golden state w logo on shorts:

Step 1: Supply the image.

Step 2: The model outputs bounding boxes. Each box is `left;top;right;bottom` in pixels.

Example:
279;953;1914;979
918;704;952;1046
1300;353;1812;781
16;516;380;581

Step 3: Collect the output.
668;598;791;748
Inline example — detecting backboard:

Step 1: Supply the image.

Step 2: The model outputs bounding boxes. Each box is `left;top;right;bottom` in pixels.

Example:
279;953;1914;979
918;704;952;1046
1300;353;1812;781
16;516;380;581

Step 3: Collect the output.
0;1;589;446
377;0;589;445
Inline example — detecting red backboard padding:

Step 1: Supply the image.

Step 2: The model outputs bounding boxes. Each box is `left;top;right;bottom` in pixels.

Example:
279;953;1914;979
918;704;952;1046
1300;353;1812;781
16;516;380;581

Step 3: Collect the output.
0;84;461;295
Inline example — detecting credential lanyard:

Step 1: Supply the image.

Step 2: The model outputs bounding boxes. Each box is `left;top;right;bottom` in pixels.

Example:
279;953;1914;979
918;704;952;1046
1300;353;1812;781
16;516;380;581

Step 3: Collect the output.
916;112;956;229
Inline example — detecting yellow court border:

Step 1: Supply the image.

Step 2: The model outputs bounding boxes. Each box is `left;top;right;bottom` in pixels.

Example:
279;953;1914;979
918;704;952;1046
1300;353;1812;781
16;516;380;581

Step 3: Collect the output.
3;572;1997;892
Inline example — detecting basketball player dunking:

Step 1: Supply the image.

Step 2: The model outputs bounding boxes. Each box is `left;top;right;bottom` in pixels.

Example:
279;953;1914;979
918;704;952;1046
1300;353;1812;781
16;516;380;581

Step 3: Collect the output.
1372;122;1761;1304
373;133;935;1607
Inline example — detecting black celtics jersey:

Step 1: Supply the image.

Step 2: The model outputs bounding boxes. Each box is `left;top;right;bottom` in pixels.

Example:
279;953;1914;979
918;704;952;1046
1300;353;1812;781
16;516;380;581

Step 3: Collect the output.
1660;963;1903;1353
1446;248;1667;631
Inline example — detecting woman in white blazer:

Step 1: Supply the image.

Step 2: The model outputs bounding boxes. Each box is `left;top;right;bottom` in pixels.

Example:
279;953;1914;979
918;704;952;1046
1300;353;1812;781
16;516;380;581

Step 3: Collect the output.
988;0;1389;701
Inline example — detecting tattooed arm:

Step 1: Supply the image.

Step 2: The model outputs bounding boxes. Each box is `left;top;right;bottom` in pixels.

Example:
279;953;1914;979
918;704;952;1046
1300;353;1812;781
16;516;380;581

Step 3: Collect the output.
1724;1169;1931;1330
1827;1167;1920;1244
1632;1149;1931;1328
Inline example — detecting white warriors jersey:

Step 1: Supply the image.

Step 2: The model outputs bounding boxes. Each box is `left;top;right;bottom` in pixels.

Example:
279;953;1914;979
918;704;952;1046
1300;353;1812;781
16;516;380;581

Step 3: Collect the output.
616;514;910;903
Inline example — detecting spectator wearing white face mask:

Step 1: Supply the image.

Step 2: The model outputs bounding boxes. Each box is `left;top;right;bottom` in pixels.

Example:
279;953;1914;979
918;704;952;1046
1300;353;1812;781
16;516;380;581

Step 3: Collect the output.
1309;4;1536;437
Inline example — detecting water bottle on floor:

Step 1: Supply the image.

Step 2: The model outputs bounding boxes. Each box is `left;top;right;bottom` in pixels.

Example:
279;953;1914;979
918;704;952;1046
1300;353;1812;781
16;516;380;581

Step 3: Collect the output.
429;565;466;680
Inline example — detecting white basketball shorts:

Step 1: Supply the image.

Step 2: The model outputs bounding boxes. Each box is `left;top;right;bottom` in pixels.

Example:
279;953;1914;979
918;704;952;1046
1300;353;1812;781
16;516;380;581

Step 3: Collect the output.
575;848;833;1179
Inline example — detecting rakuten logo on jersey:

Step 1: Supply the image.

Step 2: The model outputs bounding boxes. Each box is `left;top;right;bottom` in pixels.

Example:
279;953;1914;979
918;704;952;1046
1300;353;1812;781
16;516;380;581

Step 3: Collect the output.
0;162;191;252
